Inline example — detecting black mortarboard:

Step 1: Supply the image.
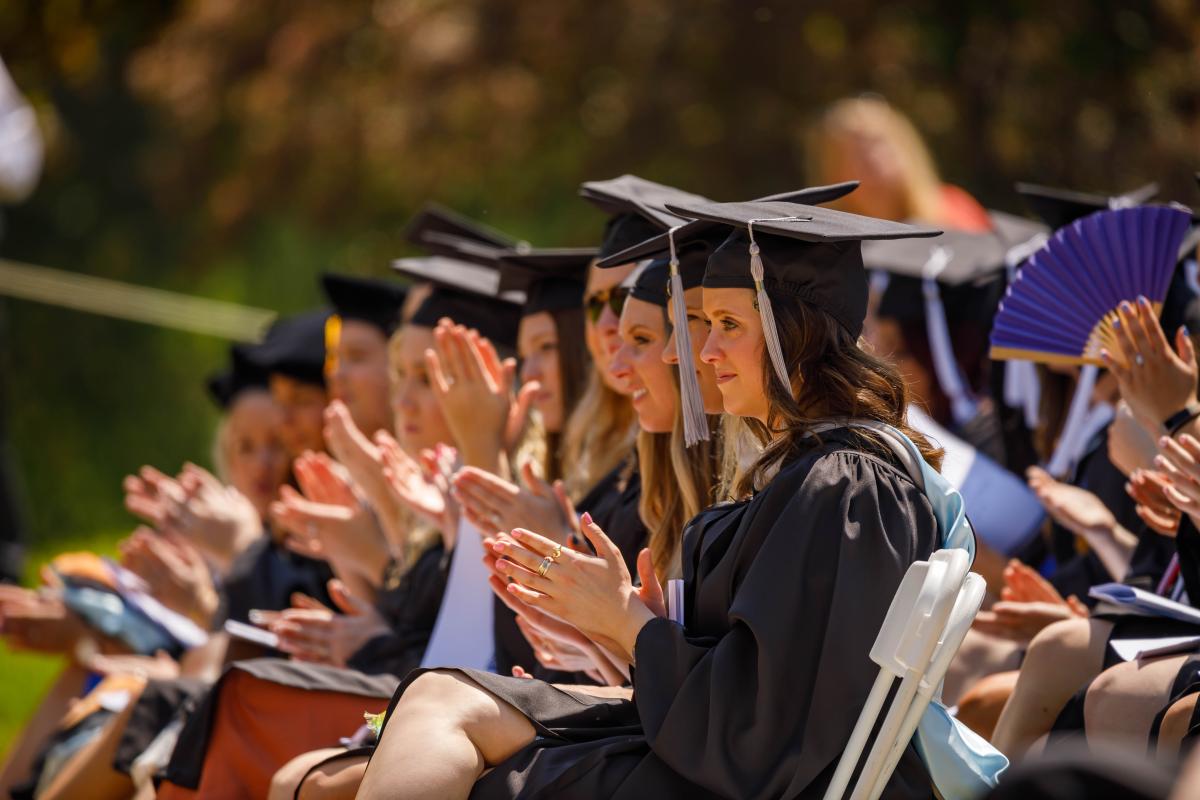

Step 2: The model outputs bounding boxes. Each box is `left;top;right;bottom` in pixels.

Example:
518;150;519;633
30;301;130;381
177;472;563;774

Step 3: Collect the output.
864;228;1010;288
320;273;408;335
206;343;269;409
579;175;710;261
627;259;671;308
402;203;520;251
666;199;940;392
497;248;595;314
1015;182;1159;230
391;256;523;353
594;181;861;269
415;232;593;316
243;309;329;387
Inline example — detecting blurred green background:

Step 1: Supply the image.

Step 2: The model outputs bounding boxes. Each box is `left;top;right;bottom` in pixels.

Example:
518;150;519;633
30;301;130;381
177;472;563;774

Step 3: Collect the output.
0;0;1198;754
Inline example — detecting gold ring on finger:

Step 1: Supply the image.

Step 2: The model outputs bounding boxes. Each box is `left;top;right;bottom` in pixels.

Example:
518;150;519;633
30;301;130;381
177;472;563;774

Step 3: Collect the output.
549;543;563;562
537;556;553;578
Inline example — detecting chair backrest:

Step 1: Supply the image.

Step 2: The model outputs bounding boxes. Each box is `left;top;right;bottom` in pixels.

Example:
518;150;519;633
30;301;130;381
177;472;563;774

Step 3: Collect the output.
822;549;973;800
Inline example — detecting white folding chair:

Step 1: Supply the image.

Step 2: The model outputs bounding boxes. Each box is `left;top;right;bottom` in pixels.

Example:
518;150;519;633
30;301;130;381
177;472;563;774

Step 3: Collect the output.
822;548;985;800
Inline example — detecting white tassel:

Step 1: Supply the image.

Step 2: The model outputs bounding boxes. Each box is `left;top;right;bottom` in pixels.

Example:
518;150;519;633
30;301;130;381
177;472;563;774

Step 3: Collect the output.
1045;363;1099;478
921;246;977;426
1000;242;1047;430
747;220;793;395
667;226;710;447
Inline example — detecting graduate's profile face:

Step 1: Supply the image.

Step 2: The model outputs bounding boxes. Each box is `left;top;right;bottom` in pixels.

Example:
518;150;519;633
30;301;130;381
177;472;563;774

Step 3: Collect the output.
268;374;328;458
585;261;636;395
330;319;393;437
664;286;725;415
390;325;455;455
700;288;770;424
610;297;676;433
223;389;289;518
518;311;565;433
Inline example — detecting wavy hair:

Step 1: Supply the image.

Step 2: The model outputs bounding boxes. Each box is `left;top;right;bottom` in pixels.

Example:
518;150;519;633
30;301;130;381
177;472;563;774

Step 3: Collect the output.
739;289;943;496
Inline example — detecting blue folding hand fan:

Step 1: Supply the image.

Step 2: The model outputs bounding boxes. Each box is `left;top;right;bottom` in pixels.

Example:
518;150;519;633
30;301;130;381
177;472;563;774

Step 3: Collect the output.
989;205;1193;365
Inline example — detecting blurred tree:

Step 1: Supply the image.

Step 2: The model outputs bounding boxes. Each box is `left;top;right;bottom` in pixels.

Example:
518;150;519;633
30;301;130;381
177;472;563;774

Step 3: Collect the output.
0;0;1197;544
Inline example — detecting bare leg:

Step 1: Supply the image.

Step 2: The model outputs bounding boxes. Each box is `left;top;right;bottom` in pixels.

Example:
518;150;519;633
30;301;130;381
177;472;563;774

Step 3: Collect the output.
357;671;536;800
269;748;349;800
1083;654;1192;754
39;677;146;800
0;663;88;795
942;629;1022;706
1156;692;1199;765
956;670;1019;741
295;753;368;800
992;617;1112;760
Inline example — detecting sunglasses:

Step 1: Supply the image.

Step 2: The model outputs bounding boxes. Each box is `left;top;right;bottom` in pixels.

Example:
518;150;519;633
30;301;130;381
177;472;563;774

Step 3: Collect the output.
584;286;630;323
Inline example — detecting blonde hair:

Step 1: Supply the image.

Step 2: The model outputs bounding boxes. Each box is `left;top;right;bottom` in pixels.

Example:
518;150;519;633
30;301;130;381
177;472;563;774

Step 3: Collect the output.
807;96;944;223
386;327;450;569
561;370;638;500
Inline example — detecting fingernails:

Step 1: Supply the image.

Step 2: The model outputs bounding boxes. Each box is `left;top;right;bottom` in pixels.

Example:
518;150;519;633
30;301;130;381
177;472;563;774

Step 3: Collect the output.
1159;437;1171;448
1112;318;1121;329
248;610;269;625
492;541;507;553
1121;301;1134;313
511;529;524;540
1138;295;1150;308
1155;455;1168;470
1183;326;1191;338
581;512;593;526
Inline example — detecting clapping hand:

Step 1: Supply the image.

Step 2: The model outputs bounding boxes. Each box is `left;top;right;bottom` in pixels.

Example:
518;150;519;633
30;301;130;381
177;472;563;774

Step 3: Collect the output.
453;462;575;543
267;580;390;667
270;452;389;591
1100;297;1197;430
119;527;219;627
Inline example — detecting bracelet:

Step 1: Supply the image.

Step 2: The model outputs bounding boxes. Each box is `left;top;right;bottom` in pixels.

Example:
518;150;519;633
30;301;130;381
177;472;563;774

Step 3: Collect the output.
1163;402;1200;436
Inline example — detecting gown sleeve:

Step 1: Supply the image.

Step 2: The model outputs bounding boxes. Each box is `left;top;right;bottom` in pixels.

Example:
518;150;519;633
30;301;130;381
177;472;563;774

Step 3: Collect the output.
630;450;939;799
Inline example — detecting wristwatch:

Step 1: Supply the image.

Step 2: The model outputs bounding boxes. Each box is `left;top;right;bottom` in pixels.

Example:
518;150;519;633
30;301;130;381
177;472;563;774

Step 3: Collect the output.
1163;402;1200;435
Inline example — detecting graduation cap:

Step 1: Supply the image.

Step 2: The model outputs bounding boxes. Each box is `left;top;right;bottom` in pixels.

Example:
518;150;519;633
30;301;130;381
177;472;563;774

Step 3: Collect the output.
243;309;329;388
402;203;520;251
864;229;1016;425
579;175;712;261
416;232;594;316
391;255;523;354
594;181;862;270
665;198;940;394
320;273;408;336
496;247;596;315
591;180;860;444
1015;182;1159;230
625;258;672;309
206;343;269;409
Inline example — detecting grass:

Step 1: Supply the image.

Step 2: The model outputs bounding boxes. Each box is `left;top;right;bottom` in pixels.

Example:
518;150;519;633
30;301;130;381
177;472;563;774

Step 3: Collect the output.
0;529;125;762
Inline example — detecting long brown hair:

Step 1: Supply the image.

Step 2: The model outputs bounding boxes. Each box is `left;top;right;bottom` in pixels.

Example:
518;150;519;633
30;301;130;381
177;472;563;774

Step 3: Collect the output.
740;290;943;497
561;371;638;500
637;308;730;580
543;305;592;482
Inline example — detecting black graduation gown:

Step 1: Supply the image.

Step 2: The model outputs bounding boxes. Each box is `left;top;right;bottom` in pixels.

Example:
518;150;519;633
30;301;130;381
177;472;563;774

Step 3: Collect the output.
493;455;648;681
221;531;336;624
380;431;939;799
348;542;451;675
